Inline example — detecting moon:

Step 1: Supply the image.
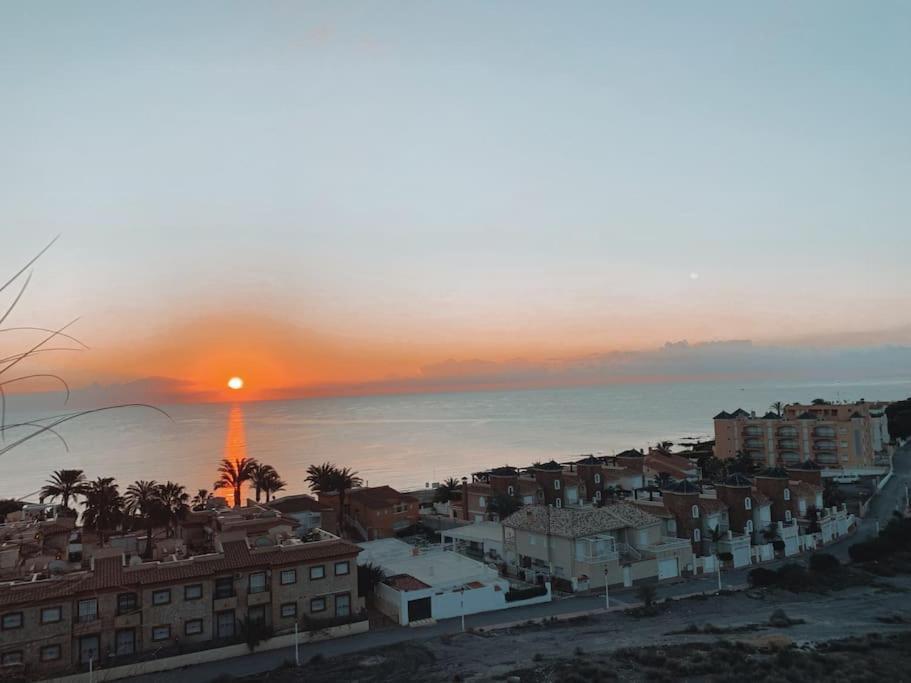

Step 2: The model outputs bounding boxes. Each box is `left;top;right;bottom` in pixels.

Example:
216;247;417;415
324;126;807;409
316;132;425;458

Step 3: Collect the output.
227;376;244;390
689;272;700;280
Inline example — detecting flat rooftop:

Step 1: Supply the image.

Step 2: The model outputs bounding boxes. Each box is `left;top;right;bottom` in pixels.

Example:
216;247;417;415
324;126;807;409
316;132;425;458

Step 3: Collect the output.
358;538;499;590
441;521;503;544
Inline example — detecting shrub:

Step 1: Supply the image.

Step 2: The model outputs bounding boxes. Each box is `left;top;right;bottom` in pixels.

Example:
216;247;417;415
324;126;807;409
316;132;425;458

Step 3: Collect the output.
636;583;657;606
809;553;840;573
505;584;548;602
749;567;779;588
849;540;888;563
776;563;812;591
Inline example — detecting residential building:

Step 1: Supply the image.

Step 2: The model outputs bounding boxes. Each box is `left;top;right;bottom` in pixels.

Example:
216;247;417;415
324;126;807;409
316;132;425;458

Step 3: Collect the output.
265;494;337;535
0;506;362;679
713;401;891;469
644;449;701;485
501;502;693;591
357;538;551;626
453;453;647;522
318;486;419;541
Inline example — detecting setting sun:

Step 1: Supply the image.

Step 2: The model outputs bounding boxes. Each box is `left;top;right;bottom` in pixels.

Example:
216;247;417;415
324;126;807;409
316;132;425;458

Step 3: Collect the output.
227;376;244;390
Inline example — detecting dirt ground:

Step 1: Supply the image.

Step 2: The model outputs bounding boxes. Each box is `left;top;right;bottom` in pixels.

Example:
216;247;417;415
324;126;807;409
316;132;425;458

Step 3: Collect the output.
234;575;911;682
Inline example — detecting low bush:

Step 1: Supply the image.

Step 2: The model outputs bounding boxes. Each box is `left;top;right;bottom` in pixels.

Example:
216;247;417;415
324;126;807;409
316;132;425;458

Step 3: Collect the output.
505;584;548;602
809;553;840;573
748;567;779;588
849;539;889;563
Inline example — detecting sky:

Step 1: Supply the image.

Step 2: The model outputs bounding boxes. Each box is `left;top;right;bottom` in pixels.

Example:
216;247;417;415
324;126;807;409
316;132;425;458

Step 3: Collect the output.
1;2;910;404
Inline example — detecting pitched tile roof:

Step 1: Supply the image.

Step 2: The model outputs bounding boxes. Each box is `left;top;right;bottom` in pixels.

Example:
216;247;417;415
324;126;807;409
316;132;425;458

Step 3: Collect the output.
0;537;360;608
502;502;660;537
267;495;330;514
341;486;419;509
713;410;733;420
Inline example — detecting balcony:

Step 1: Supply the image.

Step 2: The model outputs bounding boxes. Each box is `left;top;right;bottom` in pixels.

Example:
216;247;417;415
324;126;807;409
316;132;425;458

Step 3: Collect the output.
743;427;763;437
814;440;836;450
247;591;271;607
813;427;836;438
643;537;693;558
779;451;800;465
575;535;620;564
777;439;798;450
815;452;838;465
777;427;798;438
743;439;764;449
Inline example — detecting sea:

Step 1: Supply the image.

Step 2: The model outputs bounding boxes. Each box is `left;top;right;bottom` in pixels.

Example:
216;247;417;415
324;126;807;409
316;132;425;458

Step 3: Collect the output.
3;377;910;502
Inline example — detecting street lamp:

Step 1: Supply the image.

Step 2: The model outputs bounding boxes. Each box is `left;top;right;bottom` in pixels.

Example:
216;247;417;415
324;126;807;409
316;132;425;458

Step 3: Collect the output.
603;567;609;610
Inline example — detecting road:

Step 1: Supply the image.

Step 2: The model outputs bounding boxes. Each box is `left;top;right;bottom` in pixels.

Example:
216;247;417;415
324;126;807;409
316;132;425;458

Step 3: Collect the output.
137;445;911;682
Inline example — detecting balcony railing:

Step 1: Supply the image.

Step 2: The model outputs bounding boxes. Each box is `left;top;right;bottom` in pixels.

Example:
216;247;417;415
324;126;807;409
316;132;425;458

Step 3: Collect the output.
813;427;836;438
643;537;693;557
777;428;798;438
743;439;764;449
743;427;763;437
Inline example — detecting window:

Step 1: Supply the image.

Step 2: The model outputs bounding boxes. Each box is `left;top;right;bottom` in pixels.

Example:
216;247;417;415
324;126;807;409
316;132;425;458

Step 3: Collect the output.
310;596;327;613
529;533;537;545
280;569;297;585
693;528;701;543
785;510;793;522
115;629;135;655
594;490;602;501
216;610;235;639
335;593;351;617
555;498;562;508
184;584;203;601
214;577;234;599
507;485;515;495
783;488;791;501
40;606;62;624
393;502;409;513
554;480;561;490
691;505;700;519
2;612;23;629
151;625;171;641
478;496;486;508
117;592;138;614
248;605;266;624
184;619;203;635
249;572;267;594
152;589;171;606
1;651;22;665
79;635;99;664
746;520;754;533
40;644;61;661
77;599;97;623
335;561;350;576
309;565;326;580
594;473;601;484
280;602;297;618
744;497;752;511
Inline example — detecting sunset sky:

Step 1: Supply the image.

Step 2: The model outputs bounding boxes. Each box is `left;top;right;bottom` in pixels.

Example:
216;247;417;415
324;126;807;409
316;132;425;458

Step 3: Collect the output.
2;2;910;403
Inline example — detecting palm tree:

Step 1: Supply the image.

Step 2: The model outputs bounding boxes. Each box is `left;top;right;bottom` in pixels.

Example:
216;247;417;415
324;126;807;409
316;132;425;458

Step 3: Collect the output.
214;457;258;508
81;477;123;546
156;481;189;536
191;488;212;510
250;463;282;503
770;401;784;417
434;477;462;504
261;469;286;503
653;441;674;456
306;463;362;535
655;471;675;491
124;480;165;557
304;462;337;495
39;469;88;510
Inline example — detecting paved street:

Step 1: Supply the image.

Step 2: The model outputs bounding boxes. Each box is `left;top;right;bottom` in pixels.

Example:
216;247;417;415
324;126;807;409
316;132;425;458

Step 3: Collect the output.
136;445;910;682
